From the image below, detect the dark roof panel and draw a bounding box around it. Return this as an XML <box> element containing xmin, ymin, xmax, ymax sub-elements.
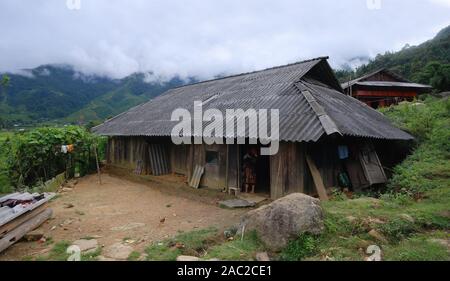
<box><xmin>93</xmin><ymin>58</ymin><xmax>413</xmax><ymax>142</ymax></box>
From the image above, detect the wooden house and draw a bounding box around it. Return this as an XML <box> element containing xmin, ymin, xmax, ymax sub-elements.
<box><xmin>342</xmin><ymin>69</ymin><xmax>432</xmax><ymax>108</ymax></box>
<box><xmin>93</xmin><ymin>57</ymin><xmax>413</xmax><ymax>200</ymax></box>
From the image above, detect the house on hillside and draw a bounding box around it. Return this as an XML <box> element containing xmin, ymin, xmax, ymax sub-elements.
<box><xmin>342</xmin><ymin>69</ymin><xmax>432</xmax><ymax>109</ymax></box>
<box><xmin>93</xmin><ymin>57</ymin><xmax>413</xmax><ymax>200</ymax></box>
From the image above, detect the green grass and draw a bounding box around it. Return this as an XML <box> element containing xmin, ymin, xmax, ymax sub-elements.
<box><xmin>146</xmin><ymin>227</ymin><xmax>218</xmax><ymax>261</ymax></box>
<box><xmin>204</xmin><ymin>231</ymin><xmax>263</xmax><ymax>261</ymax></box>
<box><xmin>383</xmin><ymin>233</ymin><xmax>449</xmax><ymax>261</ymax></box>
<box><xmin>35</xmin><ymin>241</ymin><xmax>71</xmax><ymax>261</ymax></box>
<box><xmin>33</xmin><ymin>240</ymin><xmax>102</xmax><ymax>261</ymax></box>
<box><xmin>127</xmin><ymin>251</ymin><xmax>141</xmax><ymax>261</ymax></box>
<box><xmin>145</xmin><ymin>227</ymin><xmax>264</xmax><ymax>261</ymax></box>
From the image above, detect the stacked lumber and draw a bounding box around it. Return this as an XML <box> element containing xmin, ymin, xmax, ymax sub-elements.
<box><xmin>0</xmin><ymin>192</ymin><xmax>55</xmax><ymax>253</ymax></box>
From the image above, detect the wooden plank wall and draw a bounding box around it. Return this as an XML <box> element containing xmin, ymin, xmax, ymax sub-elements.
<box><xmin>107</xmin><ymin>137</ymin><xmax>151</xmax><ymax>174</ymax></box>
<box><xmin>270</xmin><ymin>142</ymin><xmax>305</xmax><ymax>199</ymax></box>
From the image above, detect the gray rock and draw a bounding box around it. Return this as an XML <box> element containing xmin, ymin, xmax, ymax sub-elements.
<box><xmin>255</xmin><ymin>252</ymin><xmax>270</xmax><ymax>261</ymax></box>
<box><xmin>219</xmin><ymin>199</ymin><xmax>255</xmax><ymax>209</ymax></box>
<box><xmin>72</xmin><ymin>239</ymin><xmax>99</xmax><ymax>253</ymax></box>
<box><xmin>176</xmin><ymin>255</ymin><xmax>200</xmax><ymax>261</ymax></box>
<box><xmin>237</xmin><ymin>193</ymin><xmax>324</xmax><ymax>251</ymax></box>
<box><xmin>23</xmin><ymin>230</ymin><xmax>44</xmax><ymax>242</ymax></box>
<box><xmin>103</xmin><ymin>243</ymin><xmax>134</xmax><ymax>260</ymax></box>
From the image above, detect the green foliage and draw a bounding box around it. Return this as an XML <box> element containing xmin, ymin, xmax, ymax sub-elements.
<box><xmin>279</xmin><ymin>234</ymin><xmax>319</xmax><ymax>261</ymax></box>
<box><xmin>0</xmin><ymin>131</ymin><xmax>13</xmax><ymax>194</ymax></box>
<box><xmin>34</xmin><ymin>240</ymin><xmax>101</xmax><ymax>261</ymax></box>
<box><xmin>4</xmin><ymin>126</ymin><xmax>105</xmax><ymax>189</ymax></box>
<box><xmin>205</xmin><ymin>231</ymin><xmax>263</xmax><ymax>261</ymax></box>
<box><xmin>414</xmin><ymin>61</ymin><xmax>450</xmax><ymax>92</ymax></box>
<box><xmin>381</xmin><ymin>98</ymin><xmax>450</xmax><ymax>194</ymax></box>
<box><xmin>35</xmin><ymin>241</ymin><xmax>71</xmax><ymax>261</ymax></box>
<box><xmin>146</xmin><ymin>227</ymin><xmax>218</xmax><ymax>261</ymax></box>
<box><xmin>383</xmin><ymin>234</ymin><xmax>449</xmax><ymax>261</ymax></box>
<box><xmin>127</xmin><ymin>251</ymin><xmax>141</xmax><ymax>261</ymax></box>
<box><xmin>377</xmin><ymin>218</ymin><xmax>418</xmax><ymax>242</ymax></box>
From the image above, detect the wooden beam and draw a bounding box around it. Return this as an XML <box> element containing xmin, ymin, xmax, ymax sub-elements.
<box><xmin>0</xmin><ymin>204</ymin><xmax>47</xmax><ymax>239</ymax></box>
<box><xmin>306</xmin><ymin>154</ymin><xmax>329</xmax><ymax>201</ymax></box>
<box><xmin>0</xmin><ymin>208</ymin><xmax>53</xmax><ymax>253</ymax></box>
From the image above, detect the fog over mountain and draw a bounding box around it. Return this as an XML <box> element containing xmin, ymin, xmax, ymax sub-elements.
<box><xmin>1</xmin><ymin>0</ymin><xmax>449</xmax><ymax>81</ymax></box>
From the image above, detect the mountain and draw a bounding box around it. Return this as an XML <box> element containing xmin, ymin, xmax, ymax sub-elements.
<box><xmin>335</xmin><ymin>25</ymin><xmax>450</xmax><ymax>92</ymax></box>
<box><xmin>0</xmin><ymin>65</ymin><xmax>187</xmax><ymax>127</ymax></box>
<box><xmin>2</xmin><ymin>25</ymin><xmax>449</xmax><ymax>127</ymax></box>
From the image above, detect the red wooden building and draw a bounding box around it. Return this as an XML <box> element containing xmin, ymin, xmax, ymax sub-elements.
<box><xmin>341</xmin><ymin>69</ymin><xmax>432</xmax><ymax>108</ymax></box>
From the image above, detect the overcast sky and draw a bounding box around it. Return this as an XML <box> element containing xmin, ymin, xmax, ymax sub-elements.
<box><xmin>0</xmin><ymin>0</ymin><xmax>449</xmax><ymax>80</ymax></box>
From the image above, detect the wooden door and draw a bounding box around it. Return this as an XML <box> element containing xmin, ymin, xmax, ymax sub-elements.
<box><xmin>203</xmin><ymin>144</ymin><xmax>227</xmax><ymax>189</ymax></box>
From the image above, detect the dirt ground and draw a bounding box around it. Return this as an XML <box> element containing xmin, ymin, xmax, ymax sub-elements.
<box><xmin>0</xmin><ymin>172</ymin><xmax>246</xmax><ymax>261</ymax></box>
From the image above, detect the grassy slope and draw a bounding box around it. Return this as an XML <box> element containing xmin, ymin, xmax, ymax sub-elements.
<box><xmin>286</xmin><ymin>97</ymin><xmax>450</xmax><ymax>261</ymax></box>
<box><xmin>143</xmin><ymin>97</ymin><xmax>449</xmax><ymax>261</ymax></box>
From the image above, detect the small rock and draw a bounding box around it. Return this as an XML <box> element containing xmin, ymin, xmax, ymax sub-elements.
<box><xmin>176</xmin><ymin>255</ymin><xmax>200</xmax><ymax>261</ymax></box>
<box><xmin>175</xmin><ymin>242</ymin><xmax>185</xmax><ymax>249</ymax></box>
<box><xmin>368</xmin><ymin>229</ymin><xmax>388</xmax><ymax>244</ymax></box>
<box><xmin>399</xmin><ymin>214</ymin><xmax>415</xmax><ymax>223</ymax></box>
<box><xmin>103</xmin><ymin>243</ymin><xmax>134</xmax><ymax>260</ymax></box>
<box><xmin>206</xmin><ymin>258</ymin><xmax>220</xmax><ymax>261</ymax></box>
<box><xmin>97</xmin><ymin>255</ymin><xmax>116</xmax><ymax>261</ymax></box>
<box><xmin>23</xmin><ymin>230</ymin><xmax>44</xmax><ymax>242</ymax></box>
<box><xmin>64</xmin><ymin>203</ymin><xmax>75</xmax><ymax>209</ymax></box>
<box><xmin>111</xmin><ymin>222</ymin><xmax>145</xmax><ymax>232</ymax></box>
<box><xmin>255</xmin><ymin>252</ymin><xmax>270</xmax><ymax>261</ymax></box>
<box><xmin>346</xmin><ymin>216</ymin><xmax>357</xmax><ymax>223</ymax></box>
<box><xmin>72</xmin><ymin>239</ymin><xmax>99</xmax><ymax>253</ymax></box>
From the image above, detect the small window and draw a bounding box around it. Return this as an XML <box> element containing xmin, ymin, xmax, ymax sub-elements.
<box><xmin>206</xmin><ymin>151</ymin><xmax>219</xmax><ymax>165</ymax></box>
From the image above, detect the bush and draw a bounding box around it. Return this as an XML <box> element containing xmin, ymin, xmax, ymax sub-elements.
<box><xmin>4</xmin><ymin>126</ymin><xmax>105</xmax><ymax>190</ymax></box>
<box><xmin>279</xmin><ymin>234</ymin><xmax>318</xmax><ymax>261</ymax></box>
<box><xmin>378</xmin><ymin>218</ymin><xmax>419</xmax><ymax>242</ymax></box>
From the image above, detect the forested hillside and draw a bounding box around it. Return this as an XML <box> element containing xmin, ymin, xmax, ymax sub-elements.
<box><xmin>0</xmin><ymin>66</ymin><xmax>186</xmax><ymax>127</ymax></box>
<box><xmin>335</xmin><ymin>25</ymin><xmax>450</xmax><ymax>92</ymax></box>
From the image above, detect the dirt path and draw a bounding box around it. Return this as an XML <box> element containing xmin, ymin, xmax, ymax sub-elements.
<box><xmin>0</xmin><ymin>173</ymin><xmax>246</xmax><ymax>260</ymax></box>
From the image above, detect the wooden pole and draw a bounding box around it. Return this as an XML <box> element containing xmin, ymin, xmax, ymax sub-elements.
<box><xmin>94</xmin><ymin>145</ymin><xmax>102</xmax><ymax>185</ymax></box>
<box><xmin>306</xmin><ymin>154</ymin><xmax>329</xmax><ymax>201</ymax></box>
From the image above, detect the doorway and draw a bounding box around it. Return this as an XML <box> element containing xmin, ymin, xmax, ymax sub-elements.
<box><xmin>240</xmin><ymin>144</ymin><xmax>270</xmax><ymax>195</ymax></box>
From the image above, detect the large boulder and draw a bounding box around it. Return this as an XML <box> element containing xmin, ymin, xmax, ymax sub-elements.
<box><xmin>237</xmin><ymin>193</ymin><xmax>324</xmax><ymax>251</ymax></box>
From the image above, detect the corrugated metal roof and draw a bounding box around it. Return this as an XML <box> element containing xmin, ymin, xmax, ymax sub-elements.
<box><xmin>93</xmin><ymin>57</ymin><xmax>413</xmax><ymax>142</ymax></box>
<box><xmin>348</xmin><ymin>81</ymin><xmax>432</xmax><ymax>89</ymax></box>
<box><xmin>341</xmin><ymin>68</ymin><xmax>431</xmax><ymax>90</ymax></box>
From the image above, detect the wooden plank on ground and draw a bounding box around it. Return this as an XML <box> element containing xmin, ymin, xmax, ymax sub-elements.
<box><xmin>0</xmin><ymin>204</ymin><xmax>48</xmax><ymax>239</ymax></box>
<box><xmin>0</xmin><ymin>208</ymin><xmax>53</xmax><ymax>253</ymax></box>
<box><xmin>306</xmin><ymin>154</ymin><xmax>329</xmax><ymax>201</ymax></box>
<box><xmin>189</xmin><ymin>165</ymin><xmax>204</xmax><ymax>189</ymax></box>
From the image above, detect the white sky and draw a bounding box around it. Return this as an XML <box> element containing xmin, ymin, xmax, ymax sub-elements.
<box><xmin>0</xmin><ymin>0</ymin><xmax>449</xmax><ymax>80</ymax></box>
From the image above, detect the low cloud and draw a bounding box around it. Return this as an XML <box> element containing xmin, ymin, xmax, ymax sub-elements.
<box><xmin>0</xmin><ymin>0</ymin><xmax>449</xmax><ymax>80</ymax></box>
